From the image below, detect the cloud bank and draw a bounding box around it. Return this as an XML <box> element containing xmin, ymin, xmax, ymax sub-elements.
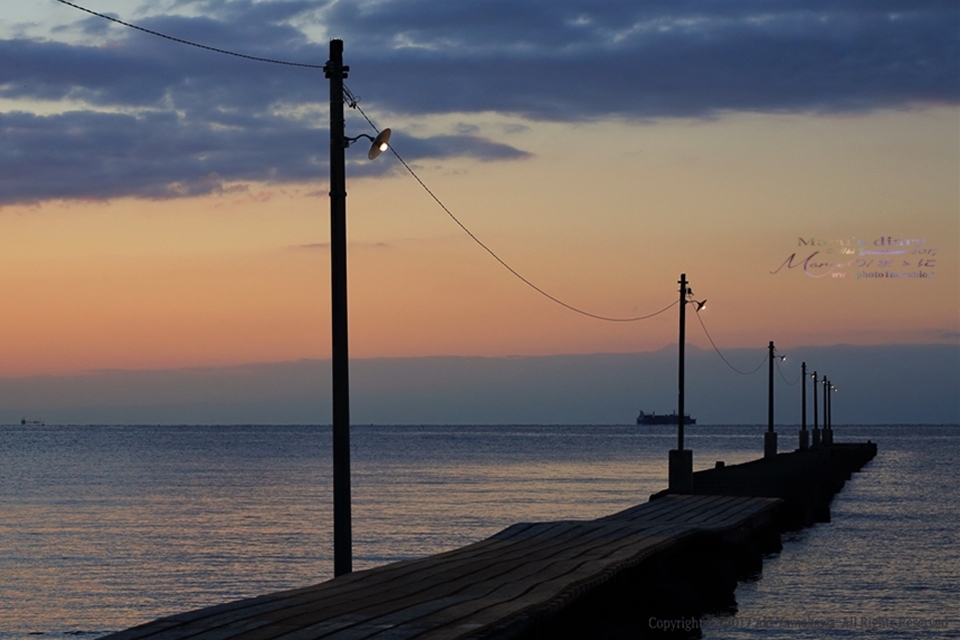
<box><xmin>1</xmin><ymin>0</ymin><xmax>956</xmax><ymax>204</ymax></box>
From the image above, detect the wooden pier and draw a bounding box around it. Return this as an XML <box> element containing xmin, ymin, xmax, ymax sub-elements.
<box><xmin>103</xmin><ymin>443</ymin><xmax>875</xmax><ymax>640</ymax></box>
<box><xmin>654</xmin><ymin>441</ymin><xmax>879</xmax><ymax>529</ymax></box>
<box><xmin>103</xmin><ymin>495</ymin><xmax>779</xmax><ymax>640</ymax></box>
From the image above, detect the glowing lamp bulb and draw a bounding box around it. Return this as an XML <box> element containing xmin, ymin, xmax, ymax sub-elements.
<box><xmin>368</xmin><ymin>128</ymin><xmax>392</xmax><ymax>160</ymax></box>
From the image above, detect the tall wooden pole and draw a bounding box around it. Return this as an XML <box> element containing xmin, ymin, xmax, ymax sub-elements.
<box><xmin>822</xmin><ymin>375</ymin><xmax>828</xmax><ymax>437</ymax></box>
<box><xmin>767</xmin><ymin>341</ymin><xmax>775</xmax><ymax>433</ymax></box>
<box><xmin>668</xmin><ymin>274</ymin><xmax>693</xmax><ymax>492</ymax></box>
<box><xmin>799</xmin><ymin>361</ymin><xmax>809</xmax><ymax>450</ymax></box>
<box><xmin>677</xmin><ymin>273</ymin><xmax>687</xmax><ymax>451</ymax></box>
<box><xmin>325</xmin><ymin>39</ymin><xmax>352</xmax><ymax>577</ymax></box>
<box><xmin>801</xmin><ymin>362</ymin><xmax>807</xmax><ymax>429</ymax></box>
<box><xmin>826</xmin><ymin>379</ymin><xmax>833</xmax><ymax>443</ymax></box>
<box><xmin>812</xmin><ymin>370</ymin><xmax>820</xmax><ymax>446</ymax></box>
<box><xmin>764</xmin><ymin>341</ymin><xmax>778</xmax><ymax>458</ymax></box>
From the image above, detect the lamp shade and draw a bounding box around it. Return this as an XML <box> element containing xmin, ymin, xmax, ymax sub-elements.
<box><xmin>368</xmin><ymin>128</ymin><xmax>392</xmax><ymax>160</ymax></box>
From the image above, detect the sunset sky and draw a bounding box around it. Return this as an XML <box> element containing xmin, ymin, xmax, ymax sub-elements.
<box><xmin>1</xmin><ymin>1</ymin><xmax>957</xmax><ymax>423</ymax></box>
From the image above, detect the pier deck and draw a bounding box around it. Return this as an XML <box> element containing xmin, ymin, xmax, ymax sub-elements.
<box><xmin>103</xmin><ymin>494</ymin><xmax>780</xmax><ymax>640</ymax></box>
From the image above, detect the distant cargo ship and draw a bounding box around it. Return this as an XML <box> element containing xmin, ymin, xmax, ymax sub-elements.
<box><xmin>636</xmin><ymin>411</ymin><xmax>695</xmax><ymax>426</ymax></box>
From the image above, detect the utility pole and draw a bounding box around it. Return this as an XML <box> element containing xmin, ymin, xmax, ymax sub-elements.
<box><xmin>677</xmin><ymin>273</ymin><xmax>687</xmax><ymax>452</ymax></box>
<box><xmin>764</xmin><ymin>341</ymin><xmax>778</xmax><ymax>458</ymax></box>
<box><xmin>325</xmin><ymin>39</ymin><xmax>352</xmax><ymax>577</ymax></box>
<box><xmin>811</xmin><ymin>370</ymin><xmax>820</xmax><ymax>446</ymax></box>
<box><xmin>799</xmin><ymin>361</ymin><xmax>809</xmax><ymax>450</ymax></box>
<box><xmin>826</xmin><ymin>379</ymin><xmax>833</xmax><ymax>444</ymax></box>
<box><xmin>822</xmin><ymin>375</ymin><xmax>828</xmax><ymax>445</ymax></box>
<box><xmin>668</xmin><ymin>274</ymin><xmax>693</xmax><ymax>493</ymax></box>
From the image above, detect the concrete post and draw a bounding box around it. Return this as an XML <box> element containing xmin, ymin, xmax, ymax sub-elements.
<box><xmin>668</xmin><ymin>448</ymin><xmax>693</xmax><ymax>493</ymax></box>
<box><xmin>764</xmin><ymin>431</ymin><xmax>779</xmax><ymax>458</ymax></box>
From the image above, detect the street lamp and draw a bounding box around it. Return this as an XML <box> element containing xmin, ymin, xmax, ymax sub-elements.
<box><xmin>765</xmin><ymin>341</ymin><xmax>786</xmax><ymax>459</ymax></box>
<box><xmin>799</xmin><ymin>361</ymin><xmax>809</xmax><ymax>450</ymax></box>
<box><xmin>826</xmin><ymin>382</ymin><xmax>837</xmax><ymax>444</ymax></box>
<box><xmin>324</xmin><ymin>39</ymin><xmax>391</xmax><ymax>577</ymax></box>
<box><xmin>347</xmin><ymin>129</ymin><xmax>392</xmax><ymax>159</ymax></box>
<box><xmin>811</xmin><ymin>370</ymin><xmax>820</xmax><ymax>446</ymax></box>
<box><xmin>669</xmin><ymin>273</ymin><xmax>705</xmax><ymax>493</ymax></box>
<box><xmin>821</xmin><ymin>375</ymin><xmax>829</xmax><ymax>445</ymax></box>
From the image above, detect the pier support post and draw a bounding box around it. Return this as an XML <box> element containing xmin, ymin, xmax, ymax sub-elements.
<box><xmin>764</xmin><ymin>431</ymin><xmax>778</xmax><ymax>459</ymax></box>
<box><xmin>668</xmin><ymin>448</ymin><xmax>693</xmax><ymax>493</ymax></box>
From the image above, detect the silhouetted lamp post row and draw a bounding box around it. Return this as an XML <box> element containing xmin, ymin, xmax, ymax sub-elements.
<box><xmin>824</xmin><ymin>376</ymin><xmax>836</xmax><ymax>444</ymax></box>
<box><xmin>325</xmin><ymin>40</ymin><xmax>391</xmax><ymax>577</ymax></box>
<box><xmin>769</xmin><ymin>351</ymin><xmax>842</xmax><ymax>457</ymax></box>
<box><xmin>666</xmin><ymin>277</ymin><xmax>841</xmax><ymax>487</ymax></box>
<box><xmin>805</xmin><ymin>367</ymin><xmax>837</xmax><ymax>450</ymax></box>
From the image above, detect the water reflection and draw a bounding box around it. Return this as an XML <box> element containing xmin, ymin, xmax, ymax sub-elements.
<box><xmin>3</xmin><ymin>424</ymin><xmax>950</xmax><ymax>639</ymax></box>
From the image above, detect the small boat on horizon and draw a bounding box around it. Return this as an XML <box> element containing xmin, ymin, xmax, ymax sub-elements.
<box><xmin>636</xmin><ymin>411</ymin><xmax>695</xmax><ymax>426</ymax></box>
<box><xmin>20</xmin><ymin>418</ymin><xmax>44</xmax><ymax>426</ymax></box>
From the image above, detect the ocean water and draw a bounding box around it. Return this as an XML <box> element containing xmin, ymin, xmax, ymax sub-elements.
<box><xmin>0</xmin><ymin>424</ymin><xmax>956</xmax><ymax>639</ymax></box>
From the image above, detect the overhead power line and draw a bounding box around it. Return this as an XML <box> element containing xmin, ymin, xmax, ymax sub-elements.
<box><xmin>345</xmin><ymin>93</ymin><xmax>677</xmax><ymax>323</ymax></box>
<box><xmin>694</xmin><ymin>312</ymin><xmax>767</xmax><ymax>375</ymax></box>
<box><xmin>776</xmin><ymin>357</ymin><xmax>802</xmax><ymax>386</ymax></box>
<box><xmin>53</xmin><ymin>0</ymin><xmax>325</xmax><ymax>68</ymax></box>
<box><xmin>54</xmin><ymin>0</ymin><xmax>678</xmax><ymax>323</ymax></box>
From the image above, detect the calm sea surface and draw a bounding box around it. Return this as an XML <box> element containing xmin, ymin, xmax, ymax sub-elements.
<box><xmin>0</xmin><ymin>424</ymin><xmax>957</xmax><ymax>639</ymax></box>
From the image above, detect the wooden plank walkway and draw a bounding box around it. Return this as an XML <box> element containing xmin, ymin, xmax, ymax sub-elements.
<box><xmin>103</xmin><ymin>494</ymin><xmax>780</xmax><ymax>640</ymax></box>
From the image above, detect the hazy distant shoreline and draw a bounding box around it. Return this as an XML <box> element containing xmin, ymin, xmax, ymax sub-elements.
<box><xmin>0</xmin><ymin>343</ymin><xmax>956</xmax><ymax>426</ymax></box>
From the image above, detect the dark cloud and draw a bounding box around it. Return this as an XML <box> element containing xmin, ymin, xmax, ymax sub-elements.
<box><xmin>1</xmin><ymin>0</ymin><xmax>956</xmax><ymax>204</ymax></box>
<box><xmin>337</xmin><ymin>0</ymin><xmax>958</xmax><ymax>119</ymax></box>
<box><xmin>0</xmin><ymin>108</ymin><xmax>320</xmax><ymax>202</ymax></box>
<box><xmin>0</xmin><ymin>107</ymin><xmax>522</xmax><ymax>203</ymax></box>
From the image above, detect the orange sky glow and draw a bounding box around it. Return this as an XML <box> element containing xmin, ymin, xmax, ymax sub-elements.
<box><xmin>1</xmin><ymin>109</ymin><xmax>956</xmax><ymax>377</ymax></box>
